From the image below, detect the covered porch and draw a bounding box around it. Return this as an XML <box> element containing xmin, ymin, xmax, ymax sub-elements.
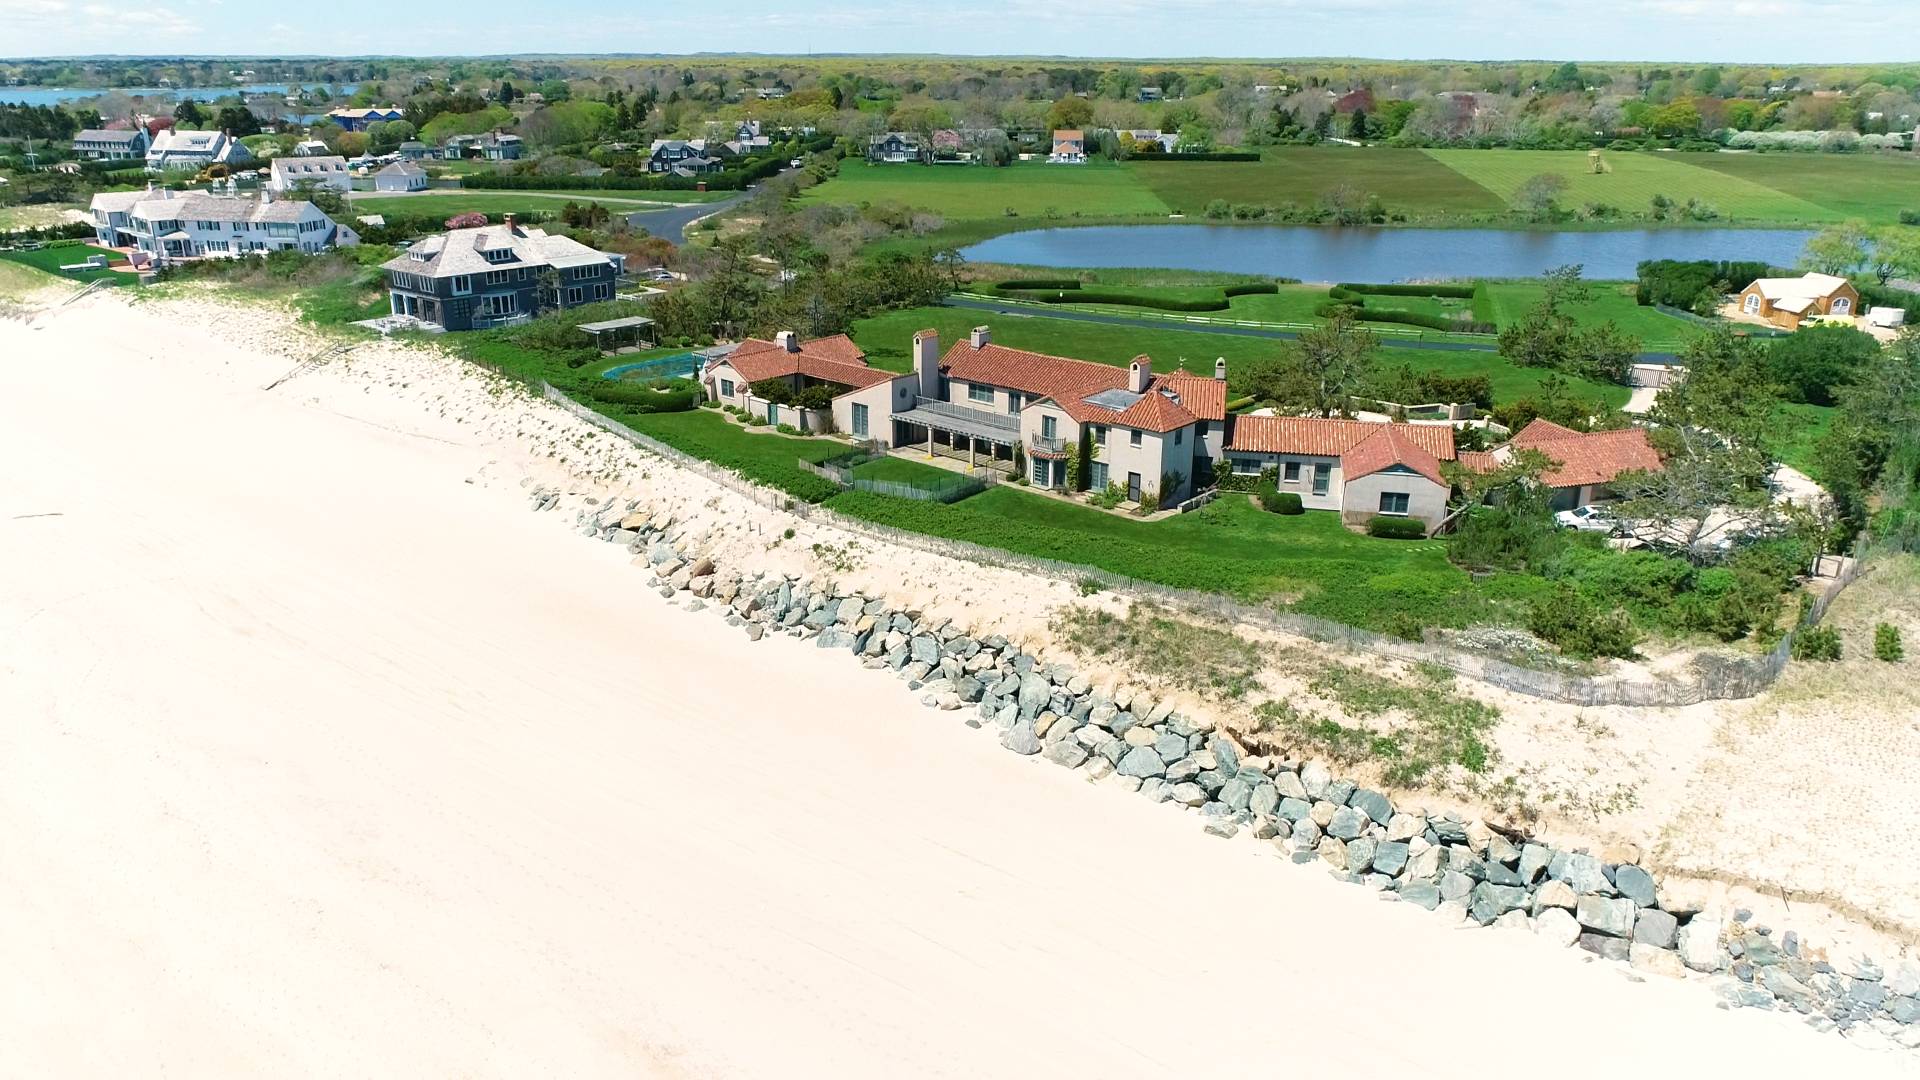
<box><xmin>891</xmin><ymin>396</ymin><xmax>1021</xmax><ymax>473</ymax></box>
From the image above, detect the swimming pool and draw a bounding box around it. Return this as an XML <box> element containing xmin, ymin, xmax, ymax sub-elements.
<box><xmin>599</xmin><ymin>353</ymin><xmax>703</xmax><ymax>381</ymax></box>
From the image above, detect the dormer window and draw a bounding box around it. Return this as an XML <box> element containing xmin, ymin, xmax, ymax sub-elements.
<box><xmin>483</xmin><ymin>248</ymin><xmax>515</xmax><ymax>264</ymax></box>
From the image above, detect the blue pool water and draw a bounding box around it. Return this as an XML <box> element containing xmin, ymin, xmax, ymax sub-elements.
<box><xmin>600</xmin><ymin>353</ymin><xmax>701</xmax><ymax>381</ymax></box>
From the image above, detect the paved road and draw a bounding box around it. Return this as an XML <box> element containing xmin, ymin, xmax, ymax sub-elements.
<box><xmin>944</xmin><ymin>297</ymin><xmax>1683</xmax><ymax>364</ymax></box>
<box><xmin>626</xmin><ymin>194</ymin><xmax>748</xmax><ymax>245</ymax></box>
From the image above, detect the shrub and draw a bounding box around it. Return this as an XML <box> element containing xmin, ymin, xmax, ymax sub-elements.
<box><xmin>587</xmin><ymin>377</ymin><xmax>700</xmax><ymax>412</ymax></box>
<box><xmin>1367</xmin><ymin>516</ymin><xmax>1428</xmax><ymax>539</ymax></box>
<box><xmin>1265</xmin><ymin>490</ymin><xmax>1304</xmax><ymax>515</ymax></box>
<box><xmin>1875</xmin><ymin>623</ymin><xmax>1904</xmax><ymax>662</ymax></box>
<box><xmin>1529</xmin><ymin>585</ymin><xmax>1640</xmax><ymax>658</ymax></box>
<box><xmin>1135</xmin><ymin>487</ymin><xmax>1161</xmax><ymax>515</ymax></box>
<box><xmin>1901</xmin><ymin>210</ymin><xmax>1920</xmax><ymax>227</ymax></box>
<box><xmin>1792</xmin><ymin>625</ymin><xmax>1842</xmax><ymax>662</ymax></box>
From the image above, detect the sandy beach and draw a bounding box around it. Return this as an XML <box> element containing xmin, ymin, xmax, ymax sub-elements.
<box><xmin>2</xmin><ymin>293</ymin><xmax>1915</xmax><ymax>1076</ymax></box>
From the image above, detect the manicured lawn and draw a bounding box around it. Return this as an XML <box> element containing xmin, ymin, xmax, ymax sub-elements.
<box><xmin>347</xmin><ymin>189</ymin><xmax>722</xmax><ymax>217</ymax></box>
<box><xmin>850</xmin><ymin>455</ymin><xmax>962</xmax><ymax>484</ymax></box>
<box><xmin>801</xmin><ymin>160</ymin><xmax>1170</xmax><ymax>220</ymax></box>
<box><xmin>1424</xmin><ymin>149</ymin><xmax>1843</xmax><ymax>224</ymax></box>
<box><xmin>1687</xmin><ymin>152</ymin><xmax>1920</xmax><ymax>224</ymax></box>
<box><xmin>850</xmin><ymin>305</ymin><xmax>1630</xmax><ymax>407</ymax></box>
<box><xmin>1479</xmin><ymin>281</ymin><xmax>1704</xmax><ymax>350</ymax></box>
<box><xmin>825</xmin><ymin>487</ymin><xmax>1514</xmax><ymax>633</ymax></box>
<box><xmin>0</xmin><ymin>243</ymin><xmax>130</xmax><ymax>286</ymax></box>
<box><xmin>623</xmin><ymin>407</ymin><xmax>848</xmax><ymax>502</ymax></box>
<box><xmin>1130</xmin><ymin>147</ymin><xmax>1506</xmax><ymax>217</ymax></box>
<box><xmin>1774</xmin><ymin>401</ymin><xmax>1835</xmax><ymax>478</ymax></box>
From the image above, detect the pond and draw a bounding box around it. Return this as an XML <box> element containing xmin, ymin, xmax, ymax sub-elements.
<box><xmin>0</xmin><ymin>83</ymin><xmax>359</xmax><ymax>107</ymax></box>
<box><xmin>959</xmin><ymin>224</ymin><xmax>1818</xmax><ymax>282</ymax></box>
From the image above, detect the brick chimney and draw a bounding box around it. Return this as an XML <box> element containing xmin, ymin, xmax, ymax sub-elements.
<box><xmin>969</xmin><ymin>325</ymin><xmax>990</xmax><ymax>349</ymax></box>
<box><xmin>1214</xmin><ymin>357</ymin><xmax>1227</xmax><ymax>381</ymax></box>
<box><xmin>1128</xmin><ymin>356</ymin><xmax>1151</xmax><ymax>393</ymax></box>
<box><xmin>776</xmin><ymin>330</ymin><xmax>799</xmax><ymax>352</ymax></box>
<box><xmin>502</xmin><ymin>212</ymin><xmax>517</xmax><ymax>233</ymax></box>
<box><xmin>913</xmin><ymin>329</ymin><xmax>941</xmax><ymax>398</ymax></box>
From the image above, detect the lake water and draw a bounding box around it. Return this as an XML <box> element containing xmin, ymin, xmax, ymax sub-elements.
<box><xmin>960</xmin><ymin>224</ymin><xmax>1818</xmax><ymax>282</ymax></box>
<box><xmin>0</xmin><ymin>83</ymin><xmax>359</xmax><ymax>107</ymax></box>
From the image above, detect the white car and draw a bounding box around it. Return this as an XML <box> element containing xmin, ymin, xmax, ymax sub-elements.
<box><xmin>1555</xmin><ymin>504</ymin><xmax>1616</xmax><ymax>532</ymax></box>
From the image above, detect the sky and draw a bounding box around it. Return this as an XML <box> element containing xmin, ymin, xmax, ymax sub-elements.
<box><xmin>1</xmin><ymin>0</ymin><xmax>1915</xmax><ymax>64</ymax></box>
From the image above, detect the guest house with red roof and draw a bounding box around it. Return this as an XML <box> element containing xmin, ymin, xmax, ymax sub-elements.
<box><xmin>1226</xmin><ymin>415</ymin><xmax>1460</xmax><ymax>531</ymax></box>
<box><xmin>1467</xmin><ymin>419</ymin><xmax>1663</xmax><ymax>510</ymax></box>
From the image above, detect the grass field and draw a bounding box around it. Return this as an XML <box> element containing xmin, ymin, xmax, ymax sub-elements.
<box><xmin>850</xmin><ymin>455</ymin><xmax>964</xmax><ymax>484</ymax></box>
<box><xmin>1479</xmin><ymin>280</ymin><xmax>1703</xmax><ymax>350</ymax></box>
<box><xmin>802</xmin><ymin>160</ymin><xmax>1169</xmax><ymax>220</ymax></box>
<box><xmin>826</xmin><ymin>487</ymin><xmax>1532</xmax><ymax>633</ymax></box>
<box><xmin>347</xmin><ymin>189</ymin><xmax>724</xmax><ymax>217</ymax></box>
<box><xmin>1774</xmin><ymin>401</ymin><xmax>1835</xmax><ymax>478</ymax></box>
<box><xmin>850</xmin><ymin>305</ymin><xmax>1630</xmax><ymax>407</ymax></box>
<box><xmin>1687</xmin><ymin>153</ymin><xmax>1920</xmax><ymax>223</ymax></box>
<box><xmin>1423</xmin><ymin>149</ymin><xmax>1844</xmax><ymax>224</ymax></box>
<box><xmin>0</xmin><ymin>243</ymin><xmax>130</xmax><ymax>286</ymax></box>
<box><xmin>1132</xmin><ymin>147</ymin><xmax>1506</xmax><ymax>217</ymax></box>
<box><xmin>0</xmin><ymin>204</ymin><xmax>87</xmax><ymax>231</ymax></box>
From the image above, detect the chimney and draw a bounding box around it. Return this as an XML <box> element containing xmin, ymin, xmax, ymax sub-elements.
<box><xmin>776</xmin><ymin>330</ymin><xmax>799</xmax><ymax>352</ymax></box>
<box><xmin>502</xmin><ymin>212</ymin><xmax>517</xmax><ymax>233</ymax></box>
<box><xmin>1214</xmin><ymin>357</ymin><xmax>1227</xmax><ymax>381</ymax></box>
<box><xmin>913</xmin><ymin>329</ymin><xmax>941</xmax><ymax>399</ymax></box>
<box><xmin>1128</xmin><ymin>356</ymin><xmax>1151</xmax><ymax>394</ymax></box>
<box><xmin>969</xmin><ymin>325</ymin><xmax>990</xmax><ymax>349</ymax></box>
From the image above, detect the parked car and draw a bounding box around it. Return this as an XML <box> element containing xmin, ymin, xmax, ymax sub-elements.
<box><xmin>1555</xmin><ymin>504</ymin><xmax>1617</xmax><ymax>532</ymax></box>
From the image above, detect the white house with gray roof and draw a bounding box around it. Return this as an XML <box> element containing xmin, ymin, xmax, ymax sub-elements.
<box><xmin>374</xmin><ymin>161</ymin><xmax>428</xmax><ymax>192</ymax></box>
<box><xmin>268</xmin><ymin>154</ymin><xmax>351</xmax><ymax>193</ymax></box>
<box><xmin>88</xmin><ymin>186</ymin><xmax>358</xmax><ymax>262</ymax></box>
<box><xmin>379</xmin><ymin>216</ymin><xmax>624</xmax><ymax>331</ymax></box>
<box><xmin>71</xmin><ymin>127</ymin><xmax>150</xmax><ymax>161</ymax></box>
<box><xmin>145</xmin><ymin>129</ymin><xmax>252</xmax><ymax>172</ymax></box>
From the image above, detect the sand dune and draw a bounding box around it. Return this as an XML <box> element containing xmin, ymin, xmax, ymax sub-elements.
<box><xmin>1</xmin><ymin>298</ymin><xmax>1912</xmax><ymax>1077</ymax></box>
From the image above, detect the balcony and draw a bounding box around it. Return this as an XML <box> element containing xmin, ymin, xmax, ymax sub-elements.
<box><xmin>1028</xmin><ymin>433</ymin><xmax>1068</xmax><ymax>459</ymax></box>
<box><xmin>893</xmin><ymin>395</ymin><xmax>1021</xmax><ymax>445</ymax></box>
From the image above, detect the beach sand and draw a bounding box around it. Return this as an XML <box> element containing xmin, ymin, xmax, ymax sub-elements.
<box><xmin>2</xmin><ymin>294</ymin><xmax>1915</xmax><ymax>1076</ymax></box>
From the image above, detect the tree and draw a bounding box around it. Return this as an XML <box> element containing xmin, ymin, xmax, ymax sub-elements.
<box><xmin>1868</xmin><ymin>226</ymin><xmax>1920</xmax><ymax>286</ymax></box>
<box><xmin>212</xmin><ymin>104</ymin><xmax>260</xmax><ymax>137</ymax></box>
<box><xmin>1312</xmin><ymin>110</ymin><xmax>1333</xmax><ymax>138</ymax></box>
<box><xmin>172</xmin><ymin>98</ymin><xmax>205</xmax><ymax>127</ymax></box>
<box><xmin>1802</xmin><ymin>220</ymin><xmax>1871</xmax><ymax>277</ymax></box>
<box><xmin>1613</xmin><ymin>327</ymin><xmax>1782</xmax><ymax>560</ymax></box>
<box><xmin>1045</xmin><ymin>96</ymin><xmax>1093</xmax><ymax>131</ymax></box>
<box><xmin>1346</xmin><ymin>107</ymin><xmax>1369</xmax><ymax>140</ymax></box>
<box><xmin>1768</xmin><ymin>324</ymin><xmax>1883</xmax><ymax>406</ymax></box>
<box><xmin>1442</xmin><ymin>447</ymin><xmax>1562</xmax><ymax>571</ymax></box>
<box><xmin>1647</xmin><ymin>99</ymin><xmax>1702</xmax><ymax>138</ymax></box>
<box><xmin>1512</xmin><ymin>172</ymin><xmax>1568</xmax><ymax>221</ymax></box>
<box><xmin>1245</xmin><ymin>306</ymin><xmax>1377</xmax><ymax>417</ymax></box>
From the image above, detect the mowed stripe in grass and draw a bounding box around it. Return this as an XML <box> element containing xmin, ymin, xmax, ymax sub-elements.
<box><xmin>1424</xmin><ymin>149</ymin><xmax>1843</xmax><ymax>224</ymax></box>
<box><xmin>1686</xmin><ymin>153</ymin><xmax>1920</xmax><ymax>224</ymax></box>
<box><xmin>801</xmin><ymin>160</ymin><xmax>1169</xmax><ymax>219</ymax></box>
<box><xmin>1131</xmin><ymin>147</ymin><xmax>1505</xmax><ymax>216</ymax></box>
<box><xmin>1479</xmin><ymin>281</ymin><xmax>1702</xmax><ymax>352</ymax></box>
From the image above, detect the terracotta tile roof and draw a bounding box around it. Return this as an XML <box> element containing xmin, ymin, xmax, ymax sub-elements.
<box><xmin>1508</xmin><ymin>423</ymin><xmax>1662</xmax><ymax>488</ymax></box>
<box><xmin>1343</xmin><ymin>425</ymin><xmax>1448</xmax><ymax>486</ymax></box>
<box><xmin>721</xmin><ymin>335</ymin><xmax>894</xmax><ymax>390</ymax></box>
<box><xmin>1155</xmin><ymin>371</ymin><xmax>1227</xmax><ymax>422</ymax></box>
<box><xmin>1507</xmin><ymin>418</ymin><xmax>1585</xmax><ymax>445</ymax></box>
<box><xmin>1226</xmin><ymin>416</ymin><xmax>1456</xmax><ymax>460</ymax></box>
<box><xmin>938</xmin><ymin>340</ymin><xmax>1217</xmax><ymax>433</ymax></box>
<box><xmin>1456</xmin><ymin>450</ymin><xmax>1501</xmax><ymax>473</ymax></box>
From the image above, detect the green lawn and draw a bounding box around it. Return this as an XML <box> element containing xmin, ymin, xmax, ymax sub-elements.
<box><xmin>826</xmin><ymin>487</ymin><xmax>1524</xmax><ymax>633</ymax></box>
<box><xmin>623</xmin><ymin>407</ymin><xmax>847</xmax><ymax>502</ymax></box>
<box><xmin>1424</xmin><ymin>149</ymin><xmax>1843</xmax><ymax>224</ymax></box>
<box><xmin>1686</xmin><ymin>152</ymin><xmax>1920</xmax><ymax>224</ymax></box>
<box><xmin>0</xmin><ymin>243</ymin><xmax>130</xmax><ymax>286</ymax></box>
<box><xmin>1774</xmin><ymin>401</ymin><xmax>1835</xmax><ymax>478</ymax></box>
<box><xmin>850</xmin><ymin>455</ymin><xmax>961</xmax><ymax>484</ymax></box>
<box><xmin>851</xmin><ymin>305</ymin><xmax>1629</xmax><ymax>408</ymax></box>
<box><xmin>1479</xmin><ymin>281</ymin><xmax>1704</xmax><ymax>350</ymax></box>
<box><xmin>346</xmin><ymin>189</ymin><xmax>725</xmax><ymax>217</ymax></box>
<box><xmin>802</xmin><ymin>160</ymin><xmax>1170</xmax><ymax>220</ymax></box>
<box><xmin>1131</xmin><ymin>147</ymin><xmax>1506</xmax><ymax>218</ymax></box>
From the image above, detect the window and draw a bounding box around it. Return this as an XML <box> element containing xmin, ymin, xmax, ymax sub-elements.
<box><xmin>1093</xmin><ymin>425</ymin><xmax>1107</xmax><ymax>446</ymax></box>
<box><xmin>1743</xmin><ymin>293</ymin><xmax>1761</xmax><ymax>314</ymax></box>
<box><xmin>566</xmin><ymin>286</ymin><xmax>585</xmax><ymax>305</ymax></box>
<box><xmin>451</xmin><ymin>275</ymin><xmax>472</xmax><ymax>295</ymax></box>
<box><xmin>1091</xmin><ymin>461</ymin><xmax>1108</xmax><ymax>489</ymax></box>
<box><xmin>968</xmin><ymin>383</ymin><xmax>993</xmax><ymax>404</ymax></box>
<box><xmin>1379</xmin><ymin>492</ymin><xmax>1410</xmax><ymax>516</ymax></box>
<box><xmin>483</xmin><ymin>248</ymin><xmax>514</xmax><ymax>263</ymax></box>
<box><xmin>1032</xmin><ymin>458</ymin><xmax>1048</xmax><ymax>485</ymax></box>
<box><xmin>1174</xmin><ymin>428</ymin><xmax>1183</xmax><ymax>445</ymax></box>
<box><xmin>485</xmin><ymin>269</ymin><xmax>511</xmax><ymax>285</ymax></box>
<box><xmin>1230</xmin><ymin>457</ymin><xmax>1261</xmax><ymax>475</ymax></box>
<box><xmin>851</xmin><ymin>402</ymin><xmax>869</xmax><ymax>437</ymax></box>
<box><xmin>1007</xmin><ymin>391</ymin><xmax>1022</xmax><ymax>414</ymax></box>
<box><xmin>1833</xmin><ymin>296</ymin><xmax>1852</xmax><ymax>314</ymax></box>
<box><xmin>1197</xmin><ymin>421</ymin><xmax>1210</xmax><ymax>437</ymax></box>
<box><xmin>595</xmin><ymin>284</ymin><xmax>610</xmax><ymax>300</ymax></box>
<box><xmin>1129</xmin><ymin>430</ymin><xmax>1143</xmax><ymax>448</ymax></box>
<box><xmin>720</xmin><ymin>378</ymin><xmax>735</xmax><ymax>397</ymax></box>
<box><xmin>482</xmin><ymin>294</ymin><xmax>515</xmax><ymax>316</ymax></box>
<box><xmin>1312</xmin><ymin>462</ymin><xmax>1331</xmax><ymax>495</ymax></box>
<box><xmin>1284</xmin><ymin>461</ymin><xmax>1301</xmax><ymax>483</ymax></box>
<box><xmin>1041</xmin><ymin>415</ymin><xmax>1057</xmax><ymax>440</ymax></box>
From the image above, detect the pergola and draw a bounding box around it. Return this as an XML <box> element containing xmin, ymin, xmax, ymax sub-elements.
<box><xmin>577</xmin><ymin>315</ymin><xmax>657</xmax><ymax>353</ymax></box>
<box><xmin>891</xmin><ymin>396</ymin><xmax>1022</xmax><ymax>472</ymax></box>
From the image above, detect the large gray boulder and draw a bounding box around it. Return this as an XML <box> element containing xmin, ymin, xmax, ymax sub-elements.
<box><xmin>1001</xmin><ymin>720</ymin><xmax>1042</xmax><ymax>755</ymax></box>
<box><xmin>1116</xmin><ymin>745</ymin><xmax>1168</xmax><ymax>779</ymax></box>
<box><xmin>1218</xmin><ymin>777</ymin><xmax>1253</xmax><ymax>813</ymax></box>
<box><xmin>1676</xmin><ymin>915</ymin><xmax>1723</xmax><ymax>972</ymax></box>
<box><xmin>1633</xmin><ymin>908</ymin><xmax>1679</xmax><ymax>950</ymax></box>
<box><xmin>1534</xmin><ymin>907</ymin><xmax>1581</xmax><ymax>947</ymax></box>
<box><xmin>1575</xmin><ymin>895</ymin><xmax>1637</xmax><ymax>938</ymax></box>
<box><xmin>1248</xmin><ymin>782</ymin><xmax>1279</xmax><ymax>818</ymax></box>
<box><xmin>1549</xmin><ymin>851</ymin><xmax>1610</xmax><ymax>895</ymax></box>
<box><xmin>1372</xmin><ymin>841</ymin><xmax>1411</xmax><ymax>877</ymax></box>
<box><xmin>1348</xmin><ymin>788</ymin><xmax>1393</xmax><ymax>826</ymax></box>
<box><xmin>1044</xmin><ymin>740</ymin><xmax>1089</xmax><ymax>769</ymax></box>
<box><xmin>1469</xmin><ymin>882</ymin><xmax>1530</xmax><ymax>924</ymax></box>
<box><xmin>1345</xmin><ymin>837</ymin><xmax>1378</xmax><ymax>875</ymax></box>
<box><xmin>1613</xmin><ymin>864</ymin><xmax>1658</xmax><ymax>907</ymax></box>
<box><xmin>1016</xmin><ymin>672</ymin><xmax>1053</xmax><ymax>718</ymax></box>
<box><xmin>1326</xmin><ymin>806</ymin><xmax>1369</xmax><ymax>841</ymax></box>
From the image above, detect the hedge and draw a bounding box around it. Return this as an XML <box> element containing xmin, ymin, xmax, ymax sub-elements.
<box><xmin>994</xmin><ymin>278</ymin><xmax>1082</xmax><ymax>290</ymax></box>
<box><xmin>587</xmin><ymin>377</ymin><xmax>700</xmax><ymax>412</ymax></box>
<box><xmin>1316</xmin><ymin>299</ymin><xmax>1495</xmax><ymax>334</ymax></box>
<box><xmin>1130</xmin><ymin>151</ymin><xmax>1261</xmax><ymax>162</ymax></box>
<box><xmin>992</xmin><ymin>281</ymin><xmax>1230</xmax><ymax>312</ymax></box>
<box><xmin>1367</xmin><ymin>516</ymin><xmax>1429</xmax><ymax>539</ymax></box>
<box><xmin>1222</xmin><ymin>282</ymin><xmax>1280</xmax><ymax>297</ymax></box>
<box><xmin>1333</xmin><ymin>282</ymin><xmax>1476</xmax><ymax>299</ymax></box>
<box><xmin>1264</xmin><ymin>490</ymin><xmax>1304</xmax><ymax>515</ymax></box>
<box><xmin>1902</xmin><ymin>210</ymin><xmax>1920</xmax><ymax>226</ymax></box>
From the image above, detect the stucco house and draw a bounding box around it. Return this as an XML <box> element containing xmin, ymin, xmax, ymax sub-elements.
<box><xmin>268</xmin><ymin>154</ymin><xmax>351</xmax><ymax>193</ymax></box>
<box><xmin>704</xmin><ymin>333</ymin><xmax>896</xmax><ymax>433</ymax></box>
<box><xmin>1226</xmin><ymin>416</ymin><xmax>1458</xmax><ymax>532</ymax></box>
<box><xmin>1736</xmin><ymin>272</ymin><xmax>1860</xmax><ymax>330</ymax></box>
<box><xmin>704</xmin><ymin>327</ymin><xmax>1226</xmax><ymax>505</ymax></box>
<box><xmin>1463</xmin><ymin>419</ymin><xmax>1663</xmax><ymax>511</ymax></box>
<box><xmin>380</xmin><ymin>215</ymin><xmax>624</xmax><ymax>331</ymax></box>
<box><xmin>71</xmin><ymin>127</ymin><xmax>149</xmax><ymax>161</ymax></box>
<box><xmin>1049</xmin><ymin>129</ymin><xmax>1087</xmax><ymax>163</ymax></box>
